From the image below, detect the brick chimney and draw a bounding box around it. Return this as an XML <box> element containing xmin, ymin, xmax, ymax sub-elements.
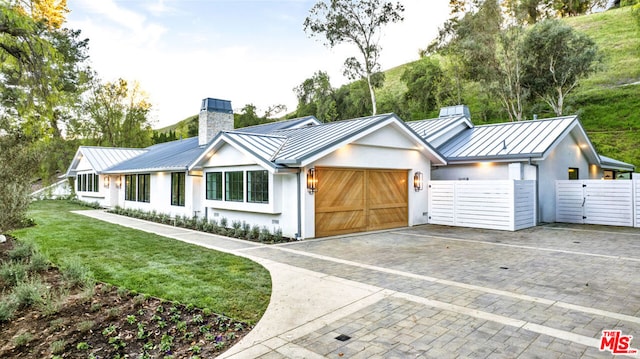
<box><xmin>199</xmin><ymin>98</ymin><xmax>234</xmax><ymax>146</ymax></box>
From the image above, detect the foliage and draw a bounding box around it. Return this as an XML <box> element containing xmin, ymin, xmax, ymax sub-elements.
<box><xmin>304</xmin><ymin>0</ymin><xmax>404</xmax><ymax>115</ymax></box>
<box><xmin>293</xmin><ymin>70</ymin><xmax>338</xmax><ymax>121</ymax></box>
<box><xmin>521</xmin><ymin>19</ymin><xmax>600</xmax><ymax>115</ymax></box>
<box><xmin>401</xmin><ymin>57</ymin><xmax>455</xmax><ymax>119</ymax></box>
<box><xmin>0</xmin><ymin>134</ymin><xmax>41</xmax><ymax>233</ymax></box>
<box><xmin>80</xmin><ymin>78</ymin><xmax>154</xmax><ymax>148</ymax></box>
<box><xmin>13</xmin><ymin>200</ymin><xmax>272</xmax><ymax>323</ymax></box>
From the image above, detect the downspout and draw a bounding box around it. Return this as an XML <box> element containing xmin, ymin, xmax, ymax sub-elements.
<box><xmin>296</xmin><ymin>169</ymin><xmax>302</xmax><ymax>240</ymax></box>
<box><xmin>529</xmin><ymin>158</ymin><xmax>540</xmax><ymax>225</ymax></box>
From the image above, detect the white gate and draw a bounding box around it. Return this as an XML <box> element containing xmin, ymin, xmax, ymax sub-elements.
<box><xmin>556</xmin><ymin>180</ymin><xmax>634</xmax><ymax>227</ymax></box>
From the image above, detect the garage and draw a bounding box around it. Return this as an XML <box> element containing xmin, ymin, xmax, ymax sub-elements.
<box><xmin>314</xmin><ymin>168</ymin><xmax>408</xmax><ymax>237</ymax></box>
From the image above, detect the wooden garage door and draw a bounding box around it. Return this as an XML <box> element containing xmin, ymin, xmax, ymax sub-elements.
<box><xmin>315</xmin><ymin>168</ymin><xmax>408</xmax><ymax>237</ymax></box>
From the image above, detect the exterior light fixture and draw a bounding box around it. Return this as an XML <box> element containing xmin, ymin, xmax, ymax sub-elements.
<box><xmin>307</xmin><ymin>168</ymin><xmax>318</xmax><ymax>193</ymax></box>
<box><xmin>413</xmin><ymin>171</ymin><xmax>424</xmax><ymax>192</ymax></box>
<box><xmin>116</xmin><ymin>176</ymin><xmax>122</xmax><ymax>189</ymax></box>
<box><xmin>104</xmin><ymin>176</ymin><xmax>110</xmax><ymax>188</ymax></box>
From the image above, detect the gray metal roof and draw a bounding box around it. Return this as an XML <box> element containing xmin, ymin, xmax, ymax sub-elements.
<box><xmin>105</xmin><ymin>137</ymin><xmax>203</xmax><ymax>173</ymax></box>
<box><xmin>599</xmin><ymin>155</ymin><xmax>635</xmax><ymax>171</ymax></box>
<box><xmin>439</xmin><ymin>116</ymin><xmax>581</xmax><ymax>162</ymax></box>
<box><xmin>272</xmin><ymin>114</ymin><xmax>400</xmax><ymax>164</ymax></box>
<box><xmin>223</xmin><ymin>132</ymin><xmax>288</xmax><ymax>166</ymax></box>
<box><xmin>407</xmin><ymin>115</ymin><xmax>472</xmax><ymax>144</ymax></box>
<box><xmin>66</xmin><ymin>146</ymin><xmax>146</xmax><ymax>176</ymax></box>
<box><xmin>234</xmin><ymin>116</ymin><xmax>320</xmax><ymax>134</ymax></box>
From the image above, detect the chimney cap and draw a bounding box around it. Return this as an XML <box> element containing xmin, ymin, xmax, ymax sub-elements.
<box><xmin>201</xmin><ymin>98</ymin><xmax>232</xmax><ymax>113</ymax></box>
<box><xmin>439</xmin><ymin>105</ymin><xmax>470</xmax><ymax>119</ymax></box>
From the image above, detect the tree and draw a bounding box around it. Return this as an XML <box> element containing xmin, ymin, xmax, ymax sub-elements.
<box><xmin>294</xmin><ymin>71</ymin><xmax>338</xmax><ymax>122</ymax></box>
<box><xmin>304</xmin><ymin>0</ymin><xmax>404</xmax><ymax>115</ymax></box>
<box><xmin>83</xmin><ymin>78</ymin><xmax>153</xmax><ymax>147</ymax></box>
<box><xmin>521</xmin><ymin>19</ymin><xmax>600</xmax><ymax>115</ymax></box>
<box><xmin>401</xmin><ymin>57</ymin><xmax>454</xmax><ymax>119</ymax></box>
<box><xmin>492</xmin><ymin>25</ymin><xmax>528</xmax><ymax>121</ymax></box>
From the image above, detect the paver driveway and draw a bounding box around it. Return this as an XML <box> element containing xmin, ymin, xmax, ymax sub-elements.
<box><xmin>240</xmin><ymin>224</ymin><xmax>640</xmax><ymax>358</ymax></box>
<box><xmin>80</xmin><ymin>211</ymin><xmax>640</xmax><ymax>358</ymax></box>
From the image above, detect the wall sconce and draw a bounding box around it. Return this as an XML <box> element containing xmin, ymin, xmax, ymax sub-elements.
<box><xmin>413</xmin><ymin>171</ymin><xmax>424</xmax><ymax>192</ymax></box>
<box><xmin>104</xmin><ymin>176</ymin><xmax>110</xmax><ymax>188</ymax></box>
<box><xmin>307</xmin><ymin>168</ymin><xmax>318</xmax><ymax>194</ymax></box>
<box><xmin>115</xmin><ymin>177</ymin><xmax>122</xmax><ymax>189</ymax></box>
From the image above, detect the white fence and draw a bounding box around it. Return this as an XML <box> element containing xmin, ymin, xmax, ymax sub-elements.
<box><xmin>428</xmin><ymin>180</ymin><xmax>536</xmax><ymax>231</ymax></box>
<box><xmin>556</xmin><ymin>180</ymin><xmax>637</xmax><ymax>227</ymax></box>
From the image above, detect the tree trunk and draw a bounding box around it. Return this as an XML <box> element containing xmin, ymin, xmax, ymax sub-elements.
<box><xmin>366</xmin><ymin>72</ymin><xmax>377</xmax><ymax>115</ymax></box>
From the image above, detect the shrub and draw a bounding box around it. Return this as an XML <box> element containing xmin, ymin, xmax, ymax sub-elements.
<box><xmin>219</xmin><ymin>217</ymin><xmax>228</xmax><ymax>228</ymax></box>
<box><xmin>0</xmin><ymin>261</ymin><xmax>28</xmax><ymax>286</ymax></box>
<box><xmin>13</xmin><ymin>332</ymin><xmax>33</xmax><ymax>348</ymax></box>
<box><xmin>61</xmin><ymin>259</ymin><xmax>94</xmax><ymax>288</ymax></box>
<box><xmin>50</xmin><ymin>339</ymin><xmax>67</xmax><ymax>354</ymax></box>
<box><xmin>0</xmin><ymin>296</ymin><xmax>17</xmax><ymax>322</ymax></box>
<box><xmin>250</xmin><ymin>225</ymin><xmax>260</xmax><ymax>240</ymax></box>
<box><xmin>38</xmin><ymin>288</ymin><xmax>69</xmax><ymax>316</ymax></box>
<box><xmin>77</xmin><ymin>320</ymin><xmax>95</xmax><ymax>333</ymax></box>
<box><xmin>258</xmin><ymin>226</ymin><xmax>271</xmax><ymax>243</ymax></box>
<box><xmin>273</xmin><ymin>227</ymin><xmax>283</xmax><ymax>243</ymax></box>
<box><xmin>27</xmin><ymin>251</ymin><xmax>50</xmax><ymax>272</ymax></box>
<box><xmin>8</xmin><ymin>240</ymin><xmax>35</xmax><ymax>261</ymax></box>
<box><xmin>13</xmin><ymin>278</ymin><xmax>47</xmax><ymax>308</ymax></box>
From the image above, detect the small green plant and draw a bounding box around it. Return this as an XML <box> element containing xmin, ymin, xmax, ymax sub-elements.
<box><xmin>186</xmin><ymin>303</ymin><xmax>194</xmax><ymax>311</ymax></box>
<box><xmin>109</xmin><ymin>336</ymin><xmax>127</xmax><ymax>350</ymax></box>
<box><xmin>192</xmin><ymin>314</ymin><xmax>204</xmax><ymax>324</ymax></box>
<box><xmin>199</xmin><ymin>324</ymin><xmax>211</xmax><ymax>333</ymax></box>
<box><xmin>13</xmin><ymin>332</ymin><xmax>33</xmax><ymax>348</ymax></box>
<box><xmin>38</xmin><ymin>288</ymin><xmax>67</xmax><ymax>316</ymax></box>
<box><xmin>157</xmin><ymin>320</ymin><xmax>167</xmax><ymax>329</ymax></box>
<box><xmin>159</xmin><ymin>334</ymin><xmax>173</xmax><ymax>352</ymax></box>
<box><xmin>49</xmin><ymin>318</ymin><xmax>65</xmax><ymax>331</ymax></box>
<box><xmin>50</xmin><ymin>339</ymin><xmax>67</xmax><ymax>354</ymax></box>
<box><xmin>156</xmin><ymin>305</ymin><xmax>165</xmax><ymax>313</ymax></box>
<box><xmin>77</xmin><ymin>320</ymin><xmax>95</xmax><ymax>333</ymax></box>
<box><xmin>116</xmin><ymin>286</ymin><xmax>129</xmax><ymax>297</ymax></box>
<box><xmin>137</xmin><ymin>322</ymin><xmax>148</xmax><ymax>339</ymax></box>
<box><xmin>227</xmin><ymin>331</ymin><xmax>236</xmax><ymax>340</ymax></box>
<box><xmin>27</xmin><ymin>251</ymin><xmax>49</xmax><ymax>272</ymax></box>
<box><xmin>259</xmin><ymin>226</ymin><xmax>271</xmax><ymax>242</ymax></box>
<box><xmin>106</xmin><ymin>307</ymin><xmax>121</xmax><ymax>319</ymax></box>
<box><xmin>171</xmin><ymin>313</ymin><xmax>181</xmax><ymax>323</ymax></box>
<box><xmin>205</xmin><ymin>333</ymin><xmax>216</xmax><ymax>341</ymax></box>
<box><xmin>126</xmin><ymin>314</ymin><xmax>137</xmax><ymax>324</ymax></box>
<box><xmin>90</xmin><ymin>302</ymin><xmax>102</xmax><ymax>312</ymax></box>
<box><xmin>176</xmin><ymin>320</ymin><xmax>187</xmax><ymax>332</ymax></box>
<box><xmin>76</xmin><ymin>342</ymin><xmax>90</xmax><ymax>350</ymax></box>
<box><xmin>250</xmin><ymin>225</ymin><xmax>260</xmax><ymax>240</ymax></box>
<box><xmin>219</xmin><ymin>217</ymin><xmax>228</xmax><ymax>228</ymax></box>
<box><xmin>189</xmin><ymin>344</ymin><xmax>202</xmax><ymax>354</ymax></box>
<box><xmin>102</xmin><ymin>324</ymin><xmax>117</xmax><ymax>337</ymax></box>
<box><xmin>133</xmin><ymin>293</ymin><xmax>146</xmax><ymax>307</ymax></box>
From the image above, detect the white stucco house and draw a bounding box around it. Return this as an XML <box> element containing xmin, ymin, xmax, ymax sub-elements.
<box><xmin>66</xmin><ymin>99</ymin><xmax>635</xmax><ymax>236</ymax></box>
<box><xmin>66</xmin><ymin>98</ymin><xmax>446</xmax><ymax>239</ymax></box>
<box><xmin>407</xmin><ymin>107</ymin><xmax>635</xmax><ymax>224</ymax></box>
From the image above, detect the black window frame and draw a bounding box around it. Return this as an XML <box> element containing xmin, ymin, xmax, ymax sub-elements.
<box><xmin>206</xmin><ymin>172</ymin><xmax>223</xmax><ymax>200</ymax></box>
<box><xmin>137</xmin><ymin>174</ymin><xmax>150</xmax><ymax>203</ymax></box>
<box><xmin>247</xmin><ymin>170</ymin><xmax>269</xmax><ymax>204</ymax></box>
<box><xmin>225</xmin><ymin>171</ymin><xmax>244</xmax><ymax>202</ymax></box>
<box><xmin>125</xmin><ymin>174</ymin><xmax>137</xmax><ymax>201</ymax></box>
<box><xmin>568</xmin><ymin>167</ymin><xmax>579</xmax><ymax>180</ymax></box>
<box><xmin>82</xmin><ymin>174</ymin><xmax>87</xmax><ymax>192</ymax></box>
<box><xmin>77</xmin><ymin>176</ymin><xmax>81</xmax><ymax>192</ymax></box>
<box><xmin>171</xmin><ymin>172</ymin><xmax>186</xmax><ymax>206</ymax></box>
<box><xmin>93</xmin><ymin>174</ymin><xmax>99</xmax><ymax>192</ymax></box>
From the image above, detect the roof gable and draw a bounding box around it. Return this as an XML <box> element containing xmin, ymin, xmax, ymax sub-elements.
<box><xmin>65</xmin><ymin>146</ymin><xmax>146</xmax><ymax>176</ymax></box>
<box><xmin>407</xmin><ymin>115</ymin><xmax>473</xmax><ymax>147</ymax></box>
<box><xmin>104</xmin><ymin>137</ymin><xmax>203</xmax><ymax>173</ymax></box>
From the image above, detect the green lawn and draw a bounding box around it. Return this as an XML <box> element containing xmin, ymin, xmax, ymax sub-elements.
<box><xmin>10</xmin><ymin>200</ymin><xmax>271</xmax><ymax>324</ymax></box>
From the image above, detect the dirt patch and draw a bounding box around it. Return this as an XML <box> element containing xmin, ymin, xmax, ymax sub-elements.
<box><xmin>0</xmin><ymin>236</ymin><xmax>252</xmax><ymax>358</ymax></box>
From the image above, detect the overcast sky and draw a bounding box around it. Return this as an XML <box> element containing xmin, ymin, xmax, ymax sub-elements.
<box><xmin>67</xmin><ymin>0</ymin><xmax>451</xmax><ymax>129</ymax></box>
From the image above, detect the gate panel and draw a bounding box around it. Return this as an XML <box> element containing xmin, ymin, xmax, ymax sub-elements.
<box><xmin>556</xmin><ymin>180</ymin><xmax>634</xmax><ymax>227</ymax></box>
<box><xmin>556</xmin><ymin>181</ymin><xmax>586</xmax><ymax>224</ymax></box>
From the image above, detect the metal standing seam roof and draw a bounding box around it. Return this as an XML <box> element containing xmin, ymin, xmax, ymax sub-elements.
<box><xmin>599</xmin><ymin>155</ymin><xmax>635</xmax><ymax>171</ymax></box>
<box><xmin>439</xmin><ymin>116</ymin><xmax>579</xmax><ymax>161</ymax></box>
<box><xmin>104</xmin><ymin>137</ymin><xmax>204</xmax><ymax>173</ymax></box>
<box><xmin>270</xmin><ymin>113</ymin><xmax>400</xmax><ymax>164</ymax></box>
<box><xmin>406</xmin><ymin>115</ymin><xmax>472</xmax><ymax>143</ymax></box>
<box><xmin>69</xmin><ymin>147</ymin><xmax>146</xmax><ymax>175</ymax></box>
<box><xmin>222</xmin><ymin>132</ymin><xmax>288</xmax><ymax>167</ymax></box>
<box><xmin>232</xmin><ymin>116</ymin><xmax>320</xmax><ymax>134</ymax></box>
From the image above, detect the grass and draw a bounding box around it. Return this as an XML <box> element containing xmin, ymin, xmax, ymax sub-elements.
<box><xmin>11</xmin><ymin>200</ymin><xmax>271</xmax><ymax>324</ymax></box>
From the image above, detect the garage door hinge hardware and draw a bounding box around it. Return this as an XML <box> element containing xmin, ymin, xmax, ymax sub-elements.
<box><xmin>582</xmin><ymin>184</ymin><xmax>587</xmax><ymax>187</ymax></box>
<box><xmin>583</xmin><ymin>216</ymin><xmax>587</xmax><ymax>219</ymax></box>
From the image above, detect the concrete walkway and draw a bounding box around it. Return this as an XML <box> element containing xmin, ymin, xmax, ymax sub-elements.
<box><xmin>76</xmin><ymin>210</ymin><xmax>640</xmax><ymax>358</ymax></box>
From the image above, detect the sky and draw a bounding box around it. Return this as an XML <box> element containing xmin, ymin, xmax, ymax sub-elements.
<box><xmin>66</xmin><ymin>0</ymin><xmax>451</xmax><ymax>129</ymax></box>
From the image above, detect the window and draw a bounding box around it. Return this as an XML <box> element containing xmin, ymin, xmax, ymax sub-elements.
<box><xmin>171</xmin><ymin>172</ymin><xmax>186</xmax><ymax>206</ymax></box>
<box><xmin>125</xmin><ymin>175</ymin><xmax>137</xmax><ymax>201</ymax></box>
<box><xmin>94</xmin><ymin>174</ymin><xmax>99</xmax><ymax>191</ymax></box>
<box><xmin>247</xmin><ymin>170</ymin><xmax>269</xmax><ymax>203</ymax></box>
<box><xmin>76</xmin><ymin>176</ymin><xmax>81</xmax><ymax>192</ymax></box>
<box><xmin>568</xmin><ymin>167</ymin><xmax>579</xmax><ymax>180</ymax></box>
<box><xmin>82</xmin><ymin>174</ymin><xmax>87</xmax><ymax>191</ymax></box>
<box><xmin>206</xmin><ymin>172</ymin><xmax>222</xmax><ymax>200</ymax></box>
<box><xmin>225</xmin><ymin>171</ymin><xmax>244</xmax><ymax>202</ymax></box>
<box><xmin>88</xmin><ymin>173</ymin><xmax>94</xmax><ymax>192</ymax></box>
<box><xmin>138</xmin><ymin>174</ymin><xmax>150</xmax><ymax>202</ymax></box>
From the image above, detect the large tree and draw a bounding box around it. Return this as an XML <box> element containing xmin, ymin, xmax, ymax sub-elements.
<box><xmin>83</xmin><ymin>78</ymin><xmax>154</xmax><ymax>148</ymax></box>
<box><xmin>294</xmin><ymin>70</ymin><xmax>338</xmax><ymax>122</ymax></box>
<box><xmin>521</xmin><ymin>19</ymin><xmax>600</xmax><ymax>115</ymax></box>
<box><xmin>304</xmin><ymin>0</ymin><xmax>404</xmax><ymax>115</ymax></box>
<box><xmin>401</xmin><ymin>57</ymin><xmax>454</xmax><ymax>120</ymax></box>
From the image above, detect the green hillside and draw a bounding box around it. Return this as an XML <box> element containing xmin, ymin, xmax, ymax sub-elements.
<box><xmin>158</xmin><ymin>7</ymin><xmax>640</xmax><ymax>167</ymax></box>
<box><xmin>375</xmin><ymin>6</ymin><xmax>640</xmax><ymax>167</ymax></box>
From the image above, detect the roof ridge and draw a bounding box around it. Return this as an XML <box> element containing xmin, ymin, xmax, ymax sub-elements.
<box><xmin>474</xmin><ymin>115</ymin><xmax>577</xmax><ymax>128</ymax></box>
<box><xmin>225</xmin><ymin>130</ymin><xmax>288</xmax><ymax>139</ymax></box>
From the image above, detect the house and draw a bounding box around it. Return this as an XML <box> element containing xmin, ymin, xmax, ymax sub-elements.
<box><xmin>407</xmin><ymin>106</ymin><xmax>635</xmax><ymax>224</ymax></box>
<box><xmin>66</xmin><ymin>98</ymin><xmax>445</xmax><ymax>239</ymax></box>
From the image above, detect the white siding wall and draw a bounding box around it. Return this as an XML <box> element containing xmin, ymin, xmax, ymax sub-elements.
<box><xmin>120</xmin><ymin>172</ymin><xmax>194</xmax><ymax>218</ymax></box>
<box><xmin>428</xmin><ymin>180</ymin><xmax>536</xmax><ymax>231</ymax></box>
<box><xmin>636</xmin><ymin>178</ymin><xmax>640</xmax><ymax>228</ymax></box>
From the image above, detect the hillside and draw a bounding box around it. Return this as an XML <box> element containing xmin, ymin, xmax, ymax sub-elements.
<box><xmin>158</xmin><ymin>7</ymin><xmax>640</xmax><ymax>167</ymax></box>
